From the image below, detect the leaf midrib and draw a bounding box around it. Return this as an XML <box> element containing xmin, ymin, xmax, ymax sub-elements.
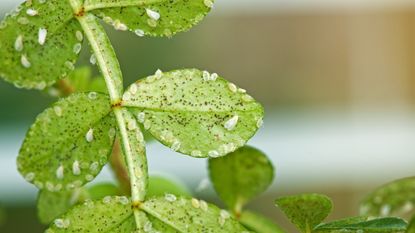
<box><xmin>124</xmin><ymin>105</ymin><xmax>262</xmax><ymax>114</ymax></box>
<box><xmin>84</xmin><ymin>0</ymin><xmax>165</xmax><ymax>11</ymax></box>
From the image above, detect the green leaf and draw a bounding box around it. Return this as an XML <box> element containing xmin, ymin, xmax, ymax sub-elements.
<box><xmin>314</xmin><ymin>217</ymin><xmax>407</xmax><ymax>233</ymax></box>
<box><xmin>208</xmin><ymin>146</ymin><xmax>274</xmax><ymax>213</ymax></box>
<box><xmin>138</xmin><ymin>211</ymin><xmax>180</xmax><ymax>233</ymax></box>
<box><xmin>123</xmin><ymin>69</ymin><xmax>264</xmax><ymax>158</ymax></box>
<box><xmin>275</xmin><ymin>193</ymin><xmax>333</xmax><ymax>233</ymax></box>
<box><xmin>0</xmin><ymin>1</ymin><xmax>82</xmax><ymax>89</ymax></box>
<box><xmin>45</xmin><ymin>196</ymin><xmax>133</xmax><ymax>232</ymax></box>
<box><xmin>314</xmin><ymin>216</ymin><xmax>368</xmax><ymax>229</ymax></box>
<box><xmin>87</xmin><ymin>183</ymin><xmax>121</xmax><ymax>200</ymax></box>
<box><xmin>17</xmin><ymin>93</ymin><xmax>116</xmax><ymax>191</ymax></box>
<box><xmin>85</xmin><ymin>0</ymin><xmax>214</xmax><ymax>37</ymax></box>
<box><xmin>360</xmin><ymin>177</ymin><xmax>415</xmax><ymax>218</ymax></box>
<box><xmin>239</xmin><ymin>210</ymin><xmax>286</xmax><ymax>233</ymax></box>
<box><xmin>63</xmin><ymin>66</ymin><xmax>108</xmax><ymax>94</ymax></box>
<box><xmin>148</xmin><ymin>175</ymin><xmax>191</xmax><ymax>197</ymax></box>
<box><xmin>141</xmin><ymin>196</ymin><xmax>248</xmax><ymax>232</ymax></box>
<box><xmin>46</xmin><ymin>67</ymin><xmax>108</xmax><ymax>97</ymax></box>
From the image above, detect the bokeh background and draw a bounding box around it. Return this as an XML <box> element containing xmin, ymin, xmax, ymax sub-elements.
<box><xmin>2</xmin><ymin>0</ymin><xmax>415</xmax><ymax>232</ymax></box>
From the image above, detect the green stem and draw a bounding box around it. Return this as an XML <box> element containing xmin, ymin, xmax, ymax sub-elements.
<box><xmin>70</xmin><ymin>0</ymin><xmax>148</xmax><ymax>228</ymax></box>
<box><xmin>76</xmin><ymin>13</ymin><xmax>123</xmax><ymax>103</ymax></box>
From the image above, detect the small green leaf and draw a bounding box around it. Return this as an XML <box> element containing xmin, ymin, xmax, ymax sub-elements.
<box><xmin>17</xmin><ymin>93</ymin><xmax>116</xmax><ymax>191</ymax></box>
<box><xmin>85</xmin><ymin>0</ymin><xmax>214</xmax><ymax>37</ymax></box>
<box><xmin>314</xmin><ymin>217</ymin><xmax>407</xmax><ymax>233</ymax></box>
<box><xmin>148</xmin><ymin>175</ymin><xmax>191</xmax><ymax>197</ymax></box>
<box><xmin>123</xmin><ymin>69</ymin><xmax>264</xmax><ymax>158</ymax></box>
<box><xmin>239</xmin><ymin>210</ymin><xmax>286</xmax><ymax>233</ymax></box>
<box><xmin>45</xmin><ymin>196</ymin><xmax>133</xmax><ymax>232</ymax></box>
<box><xmin>360</xmin><ymin>177</ymin><xmax>415</xmax><ymax>218</ymax></box>
<box><xmin>0</xmin><ymin>1</ymin><xmax>82</xmax><ymax>89</ymax></box>
<box><xmin>141</xmin><ymin>196</ymin><xmax>248</xmax><ymax>232</ymax></box>
<box><xmin>87</xmin><ymin>183</ymin><xmax>121</xmax><ymax>200</ymax></box>
<box><xmin>275</xmin><ymin>193</ymin><xmax>333</xmax><ymax>233</ymax></box>
<box><xmin>208</xmin><ymin>146</ymin><xmax>274</xmax><ymax>213</ymax></box>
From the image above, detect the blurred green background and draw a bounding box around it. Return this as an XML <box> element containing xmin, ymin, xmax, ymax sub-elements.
<box><xmin>3</xmin><ymin>0</ymin><xmax>415</xmax><ymax>232</ymax></box>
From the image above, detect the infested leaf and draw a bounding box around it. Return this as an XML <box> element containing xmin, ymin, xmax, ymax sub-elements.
<box><xmin>0</xmin><ymin>0</ymin><xmax>82</xmax><ymax>89</ymax></box>
<box><xmin>314</xmin><ymin>217</ymin><xmax>407</xmax><ymax>233</ymax></box>
<box><xmin>360</xmin><ymin>177</ymin><xmax>415</xmax><ymax>218</ymax></box>
<box><xmin>42</xmin><ymin>196</ymin><xmax>178</xmax><ymax>232</ymax></box>
<box><xmin>275</xmin><ymin>193</ymin><xmax>333</xmax><ymax>233</ymax></box>
<box><xmin>208</xmin><ymin>146</ymin><xmax>274</xmax><ymax>213</ymax></box>
<box><xmin>141</xmin><ymin>196</ymin><xmax>248</xmax><ymax>232</ymax></box>
<box><xmin>85</xmin><ymin>0</ymin><xmax>214</xmax><ymax>37</ymax></box>
<box><xmin>123</xmin><ymin>69</ymin><xmax>264</xmax><ymax>158</ymax></box>
<box><xmin>17</xmin><ymin>93</ymin><xmax>116</xmax><ymax>192</ymax></box>
<box><xmin>45</xmin><ymin>196</ymin><xmax>133</xmax><ymax>232</ymax></box>
<box><xmin>134</xmin><ymin>211</ymin><xmax>180</xmax><ymax>233</ymax></box>
<box><xmin>148</xmin><ymin>175</ymin><xmax>191</xmax><ymax>197</ymax></box>
<box><xmin>239</xmin><ymin>210</ymin><xmax>286</xmax><ymax>233</ymax></box>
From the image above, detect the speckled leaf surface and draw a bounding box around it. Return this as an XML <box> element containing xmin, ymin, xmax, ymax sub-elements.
<box><xmin>275</xmin><ymin>194</ymin><xmax>333</xmax><ymax>233</ymax></box>
<box><xmin>45</xmin><ymin>196</ymin><xmax>133</xmax><ymax>232</ymax></box>
<box><xmin>360</xmin><ymin>177</ymin><xmax>415</xmax><ymax>218</ymax></box>
<box><xmin>0</xmin><ymin>0</ymin><xmax>83</xmax><ymax>89</ymax></box>
<box><xmin>85</xmin><ymin>0</ymin><xmax>214</xmax><ymax>37</ymax></box>
<box><xmin>239</xmin><ymin>210</ymin><xmax>286</xmax><ymax>233</ymax></box>
<box><xmin>133</xmin><ymin>211</ymin><xmax>180</xmax><ymax>233</ymax></box>
<box><xmin>147</xmin><ymin>214</ymin><xmax>180</xmax><ymax>232</ymax></box>
<box><xmin>314</xmin><ymin>217</ymin><xmax>407</xmax><ymax>233</ymax></box>
<box><xmin>17</xmin><ymin>93</ymin><xmax>116</xmax><ymax>192</ymax></box>
<box><xmin>141</xmin><ymin>196</ymin><xmax>248</xmax><ymax>232</ymax></box>
<box><xmin>209</xmin><ymin>146</ymin><xmax>274</xmax><ymax>212</ymax></box>
<box><xmin>123</xmin><ymin>69</ymin><xmax>264</xmax><ymax>158</ymax></box>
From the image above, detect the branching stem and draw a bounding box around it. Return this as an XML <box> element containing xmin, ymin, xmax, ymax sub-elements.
<box><xmin>70</xmin><ymin>0</ymin><xmax>148</xmax><ymax>229</ymax></box>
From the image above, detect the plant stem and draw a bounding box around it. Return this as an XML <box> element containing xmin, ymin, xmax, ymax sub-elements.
<box><xmin>76</xmin><ymin>13</ymin><xmax>123</xmax><ymax>104</ymax></box>
<box><xmin>109</xmin><ymin>139</ymin><xmax>132</xmax><ymax>194</ymax></box>
<box><xmin>71</xmin><ymin>1</ymin><xmax>148</xmax><ymax>228</ymax></box>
